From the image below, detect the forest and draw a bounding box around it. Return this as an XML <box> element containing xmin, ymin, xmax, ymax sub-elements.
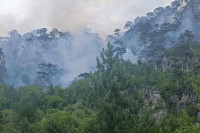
<box><xmin>1</xmin><ymin>36</ymin><xmax>200</xmax><ymax>132</ymax></box>
<box><xmin>0</xmin><ymin>0</ymin><xmax>200</xmax><ymax>132</ymax></box>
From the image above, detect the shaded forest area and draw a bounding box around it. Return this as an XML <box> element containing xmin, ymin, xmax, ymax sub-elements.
<box><xmin>1</xmin><ymin>37</ymin><xmax>200</xmax><ymax>132</ymax></box>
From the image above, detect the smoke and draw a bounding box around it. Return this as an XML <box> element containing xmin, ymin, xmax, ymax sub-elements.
<box><xmin>0</xmin><ymin>0</ymin><xmax>173</xmax><ymax>38</ymax></box>
<box><xmin>0</xmin><ymin>0</ymin><xmax>176</xmax><ymax>87</ymax></box>
<box><xmin>0</xmin><ymin>28</ymin><xmax>102</xmax><ymax>87</ymax></box>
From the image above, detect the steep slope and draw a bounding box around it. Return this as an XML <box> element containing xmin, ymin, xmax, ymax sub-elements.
<box><xmin>109</xmin><ymin>0</ymin><xmax>200</xmax><ymax>63</ymax></box>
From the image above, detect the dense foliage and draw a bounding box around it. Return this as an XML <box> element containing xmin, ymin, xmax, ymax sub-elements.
<box><xmin>1</xmin><ymin>41</ymin><xmax>200</xmax><ymax>133</ymax></box>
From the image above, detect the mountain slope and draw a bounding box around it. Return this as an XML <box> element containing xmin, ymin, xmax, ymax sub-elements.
<box><xmin>109</xmin><ymin>0</ymin><xmax>200</xmax><ymax>63</ymax></box>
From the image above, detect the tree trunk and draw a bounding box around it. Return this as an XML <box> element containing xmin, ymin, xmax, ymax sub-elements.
<box><xmin>181</xmin><ymin>64</ymin><xmax>184</xmax><ymax>72</ymax></box>
<box><xmin>186</xmin><ymin>63</ymin><xmax>189</xmax><ymax>72</ymax></box>
<box><xmin>155</xmin><ymin>64</ymin><xmax>157</xmax><ymax>71</ymax></box>
<box><xmin>162</xmin><ymin>61</ymin><xmax>165</xmax><ymax>72</ymax></box>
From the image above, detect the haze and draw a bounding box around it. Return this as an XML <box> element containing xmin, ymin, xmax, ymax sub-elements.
<box><xmin>0</xmin><ymin>0</ymin><xmax>173</xmax><ymax>38</ymax></box>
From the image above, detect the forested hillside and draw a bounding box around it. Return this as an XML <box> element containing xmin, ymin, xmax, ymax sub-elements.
<box><xmin>0</xmin><ymin>0</ymin><xmax>200</xmax><ymax>132</ymax></box>
<box><xmin>108</xmin><ymin>0</ymin><xmax>200</xmax><ymax>63</ymax></box>
<box><xmin>1</xmin><ymin>41</ymin><xmax>200</xmax><ymax>132</ymax></box>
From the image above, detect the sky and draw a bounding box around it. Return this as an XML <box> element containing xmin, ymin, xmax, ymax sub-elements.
<box><xmin>0</xmin><ymin>0</ymin><xmax>174</xmax><ymax>38</ymax></box>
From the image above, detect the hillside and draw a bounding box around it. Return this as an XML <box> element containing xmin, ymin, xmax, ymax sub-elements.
<box><xmin>109</xmin><ymin>0</ymin><xmax>200</xmax><ymax>62</ymax></box>
<box><xmin>0</xmin><ymin>0</ymin><xmax>200</xmax><ymax>133</ymax></box>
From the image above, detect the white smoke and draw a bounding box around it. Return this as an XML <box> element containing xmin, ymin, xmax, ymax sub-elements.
<box><xmin>0</xmin><ymin>28</ymin><xmax>102</xmax><ymax>87</ymax></box>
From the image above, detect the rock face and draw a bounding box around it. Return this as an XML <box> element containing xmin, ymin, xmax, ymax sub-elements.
<box><xmin>169</xmin><ymin>90</ymin><xmax>197</xmax><ymax>113</ymax></box>
<box><xmin>141</xmin><ymin>90</ymin><xmax>166</xmax><ymax>122</ymax></box>
<box><xmin>149</xmin><ymin>90</ymin><xmax>166</xmax><ymax>122</ymax></box>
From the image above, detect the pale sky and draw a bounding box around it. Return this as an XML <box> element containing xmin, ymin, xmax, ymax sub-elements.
<box><xmin>0</xmin><ymin>0</ymin><xmax>174</xmax><ymax>38</ymax></box>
